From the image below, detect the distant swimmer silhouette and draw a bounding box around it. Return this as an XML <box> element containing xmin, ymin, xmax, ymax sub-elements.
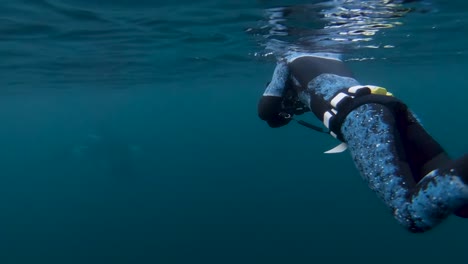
<box><xmin>258</xmin><ymin>52</ymin><xmax>468</xmax><ymax>233</ymax></box>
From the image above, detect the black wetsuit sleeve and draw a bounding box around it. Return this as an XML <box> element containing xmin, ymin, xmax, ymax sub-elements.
<box><xmin>258</xmin><ymin>61</ymin><xmax>291</xmax><ymax>128</ymax></box>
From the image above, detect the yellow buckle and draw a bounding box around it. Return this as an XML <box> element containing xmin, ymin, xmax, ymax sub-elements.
<box><xmin>369</xmin><ymin>86</ymin><xmax>393</xmax><ymax>97</ymax></box>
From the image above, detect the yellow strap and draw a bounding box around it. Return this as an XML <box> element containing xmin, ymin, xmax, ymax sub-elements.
<box><xmin>369</xmin><ymin>86</ymin><xmax>393</xmax><ymax>97</ymax></box>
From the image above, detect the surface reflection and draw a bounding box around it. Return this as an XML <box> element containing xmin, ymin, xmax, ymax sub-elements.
<box><xmin>249</xmin><ymin>0</ymin><xmax>431</xmax><ymax>58</ymax></box>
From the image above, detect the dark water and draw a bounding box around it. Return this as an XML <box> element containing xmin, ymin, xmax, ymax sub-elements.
<box><xmin>0</xmin><ymin>0</ymin><xmax>467</xmax><ymax>263</ymax></box>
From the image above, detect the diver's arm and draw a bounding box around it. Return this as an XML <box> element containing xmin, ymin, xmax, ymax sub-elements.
<box><xmin>258</xmin><ymin>61</ymin><xmax>291</xmax><ymax>127</ymax></box>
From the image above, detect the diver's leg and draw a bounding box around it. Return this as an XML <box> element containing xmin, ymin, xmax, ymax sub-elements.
<box><xmin>397</xmin><ymin>113</ymin><xmax>468</xmax><ymax>218</ymax></box>
<box><xmin>341</xmin><ymin>104</ymin><xmax>468</xmax><ymax>232</ymax></box>
<box><xmin>396</xmin><ymin>111</ymin><xmax>451</xmax><ymax>181</ymax></box>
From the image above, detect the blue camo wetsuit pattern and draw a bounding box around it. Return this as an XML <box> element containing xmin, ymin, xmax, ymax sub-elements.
<box><xmin>342</xmin><ymin>104</ymin><xmax>468</xmax><ymax>231</ymax></box>
<box><xmin>262</xmin><ymin>54</ymin><xmax>468</xmax><ymax>232</ymax></box>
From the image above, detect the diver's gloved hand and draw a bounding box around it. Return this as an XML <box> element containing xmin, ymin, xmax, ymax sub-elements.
<box><xmin>280</xmin><ymin>95</ymin><xmax>309</xmax><ymax>116</ymax></box>
<box><xmin>258</xmin><ymin>95</ymin><xmax>292</xmax><ymax>128</ymax></box>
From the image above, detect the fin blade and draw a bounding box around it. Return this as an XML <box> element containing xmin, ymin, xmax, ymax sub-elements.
<box><xmin>324</xmin><ymin>143</ymin><xmax>348</xmax><ymax>154</ymax></box>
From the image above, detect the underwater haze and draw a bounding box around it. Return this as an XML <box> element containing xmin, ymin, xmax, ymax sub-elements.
<box><xmin>0</xmin><ymin>0</ymin><xmax>467</xmax><ymax>263</ymax></box>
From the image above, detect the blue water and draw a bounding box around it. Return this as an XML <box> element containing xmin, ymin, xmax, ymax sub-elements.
<box><xmin>0</xmin><ymin>0</ymin><xmax>467</xmax><ymax>263</ymax></box>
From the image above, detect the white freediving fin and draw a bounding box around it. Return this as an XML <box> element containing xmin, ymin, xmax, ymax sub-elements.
<box><xmin>324</xmin><ymin>142</ymin><xmax>348</xmax><ymax>154</ymax></box>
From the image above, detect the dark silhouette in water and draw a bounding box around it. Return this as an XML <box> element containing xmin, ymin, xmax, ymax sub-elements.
<box><xmin>71</xmin><ymin>126</ymin><xmax>142</xmax><ymax>180</ymax></box>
